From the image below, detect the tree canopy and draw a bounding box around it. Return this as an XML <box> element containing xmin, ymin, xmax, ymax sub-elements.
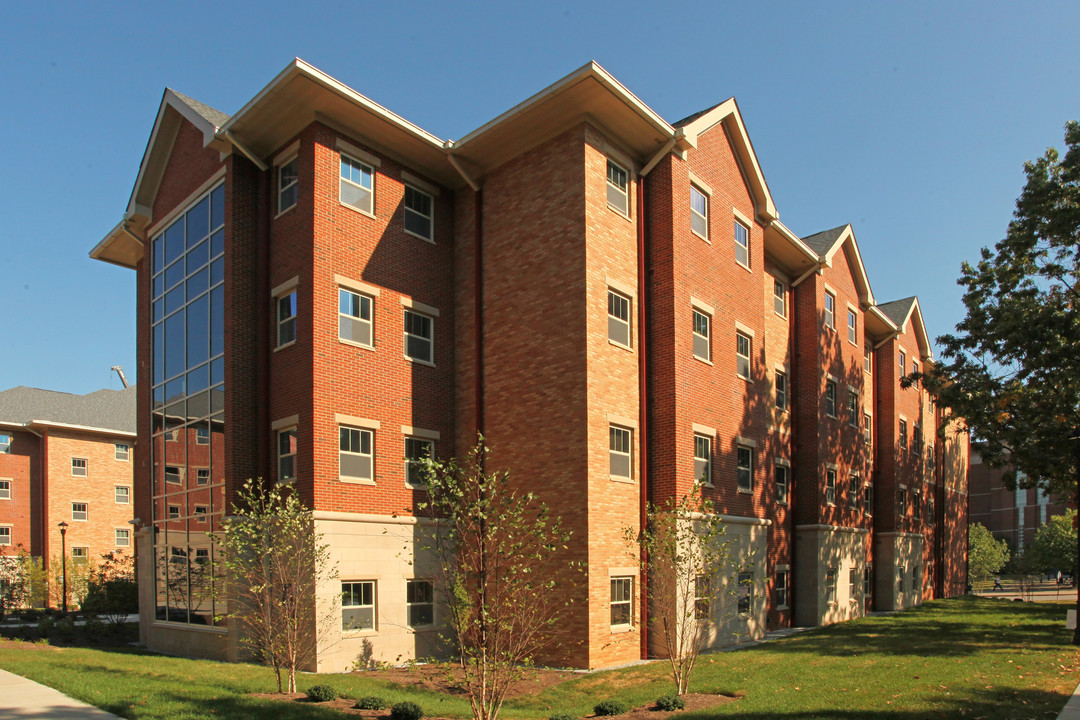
<box><xmin>926</xmin><ymin>120</ymin><xmax>1080</xmax><ymax>500</ymax></box>
<box><xmin>967</xmin><ymin>522</ymin><xmax>1010</xmax><ymax>582</ymax></box>
<box><xmin>1027</xmin><ymin>509</ymin><xmax>1078</xmax><ymax>576</ymax></box>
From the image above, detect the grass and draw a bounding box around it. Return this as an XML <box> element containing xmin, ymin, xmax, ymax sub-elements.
<box><xmin>0</xmin><ymin>596</ymin><xmax>1076</xmax><ymax>719</ymax></box>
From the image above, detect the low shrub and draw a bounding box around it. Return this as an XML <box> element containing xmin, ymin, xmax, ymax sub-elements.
<box><xmin>655</xmin><ymin>695</ymin><xmax>685</xmax><ymax>711</ymax></box>
<box><xmin>355</xmin><ymin>696</ymin><xmax>386</xmax><ymax>710</ymax></box>
<box><xmin>390</xmin><ymin>700</ymin><xmax>424</xmax><ymax>720</ymax></box>
<box><xmin>594</xmin><ymin>699</ymin><xmax>630</xmax><ymax>716</ymax></box>
<box><xmin>36</xmin><ymin>616</ymin><xmax>54</xmax><ymax>636</ymax></box>
<box><xmin>54</xmin><ymin>616</ymin><xmax>75</xmax><ymax>638</ymax></box>
<box><xmin>305</xmin><ymin>685</ymin><xmax>338</xmax><ymax>703</ymax></box>
<box><xmin>18</xmin><ymin>609</ymin><xmax>41</xmax><ymax>622</ymax></box>
<box><xmin>550</xmin><ymin>713</ymin><xmax>578</xmax><ymax>720</ymax></box>
<box><xmin>84</xmin><ymin>618</ymin><xmax>108</xmax><ymax>641</ymax></box>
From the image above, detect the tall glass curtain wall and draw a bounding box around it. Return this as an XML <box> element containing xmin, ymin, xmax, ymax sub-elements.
<box><xmin>151</xmin><ymin>182</ymin><xmax>226</xmax><ymax>625</ymax></box>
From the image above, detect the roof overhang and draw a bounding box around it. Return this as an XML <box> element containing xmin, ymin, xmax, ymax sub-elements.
<box><xmin>450</xmin><ymin>61</ymin><xmax>691</xmax><ymax>179</ymax></box>
<box><xmin>865</xmin><ymin>305</ymin><xmax>898</xmax><ymax>338</ymax></box>
<box><xmin>904</xmin><ymin>298</ymin><xmax>933</xmax><ymax>360</ymax></box>
<box><xmin>679</xmin><ymin>98</ymin><xmax>777</xmax><ymax>223</ymax></box>
<box><xmin>812</xmin><ymin>225</ymin><xmax>877</xmax><ymax>308</ymax></box>
<box><xmin>764</xmin><ymin>220</ymin><xmax>819</xmax><ymax>277</ymax></box>
<box><xmin>219</xmin><ymin>59</ymin><xmax>459</xmax><ymax>188</ymax></box>
<box><xmin>89</xmin><ymin>220</ymin><xmax>142</xmax><ymax>270</ymax></box>
<box><xmin>26</xmin><ymin>420</ymin><xmax>136</xmax><ymax>438</ymax></box>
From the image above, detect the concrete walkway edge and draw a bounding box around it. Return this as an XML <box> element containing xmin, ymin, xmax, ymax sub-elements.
<box><xmin>1059</xmin><ymin>682</ymin><xmax>1080</xmax><ymax>720</ymax></box>
<box><xmin>0</xmin><ymin>668</ymin><xmax>122</xmax><ymax>719</ymax></box>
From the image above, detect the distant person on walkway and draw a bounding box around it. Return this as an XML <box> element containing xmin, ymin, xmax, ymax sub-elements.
<box><xmin>1057</xmin><ymin>570</ymin><xmax>1063</xmax><ymax>584</ymax></box>
<box><xmin>993</xmin><ymin>576</ymin><xmax>1003</xmax><ymax>591</ymax></box>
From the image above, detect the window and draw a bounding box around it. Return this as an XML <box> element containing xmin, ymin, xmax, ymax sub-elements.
<box><xmin>775</xmin><ymin>464</ymin><xmax>789</xmax><ymax>505</ymax></box>
<box><xmin>194</xmin><ymin>505</ymin><xmax>208</xmax><ymax>523</ymax></box>
<box><xmin>774</xmin><ymin>279</ymin><xmax>786</xmax><ymax>317</ymax></box>
<box><xmin>196</xmin><ymin>426</ymin><xmax>210</xmax><ymax>445</ymax></box>
<box><xmin>913</xmin><ymin>565</ymin><xmax>921</xmax><ymax>594</ymax></box>
<box><xmin>913</xmin><ymin>425</ymin><xmax>923</xmax><ymax>453</ymax></box>
<box><xmin>72</xmin><ymin>547</ymin><xmax>89</xmax><ymax>564</ymax></box>
<box><xmin>692</xmin><ymin>309</ymin><xmax>711</xmax><ymax>361</ymax></box>
<box><xmin>405</xmin><ymin>437</ymin><xmax>434</xmax><ymax>486</ymax></box>
<box><xmin>690</xmin><ymin>186</ymin><xmax>708</xmax><ymax>238</ymax></box>
<box><xmin>340</xmin><ymin>426</ymin><xmax>374</xmax><ymax>481</ymax></box>
<box><xmin>775</xmin><ymin>371</ymin><xmax>788</xmax><ymax>411</ymax></box>
<box><xmin>165</xmin><ymin>465</ymin><xmax>182</xmax><ymax>485</ymax></box>
<box><xmin>609</xmin><ymin>425</ymin><xmax>633</xmax><ymax>479</ymax></box>
<box><xmin>847</xmin><ymin>309</ymin><xmax>857</xmax><ymax>344</ymax></box>
<box><xmin>610</xmin><ymin>577</ymin><xmax>632</xmax><ymax>626</ymax></box>
<box><xmin>606</xmin><ymin>160</ymin><xmax>629</xmax><ymax>215</ymax></box>
<box><xmin>775</xmin><ymin>570</ymin><xmax>789</xmax><ymax>609</ymax></box>
<box><xmin>71</xmin><ymin>458</ymin><xmax>87</xmax><ymax>477</ymax></box>
<box><xmin>737</xmin><ymin>446</ymin><xmax>753</xmax><ymax>492</ymax></box>
<box><xmin>407</xmin><ymin>580</ymin><xmax>434</xmax><ymax>627</ymax></box>
<box><xmin>340</xmin><ymin>155</ymin><xmax>374</xmax><ymax>214</ymax></box>
<box><xmin>0</xmin><ymin>480</ymin><xmax>9</xmax><ymax>500</ymax></box>
<box><xmin>899</xmin><ymin>349</ymin><xmax>906</xmax><ymax>372</ymax></box>
<box><xmin>897</xmin><ymin>566</ymin><xmax>905</xmax><ymax>594</ymax></box>
<box><xmin>196</xmin><ymin>468</ymin><xmax>210</xmax><ymax>486</ymax></box>
<box><xmin>825</xmin><ymin>569</ymin><xmax>836</xmax><ymax>604</ymax></box>
<box><xmin>864</xmin><ymin>344</ymin><xmax>872</xmax><ymax>373</ymax></box>
<box><xmin>72</xmin><ymin>502</ymin><xmax>88</xmax><ymax>521</ymax></box>
<box><xmin>849</xmin><ymin>568</ymin><xmax>858</xmax><ymax>601</ymax></box>
<box><xmin>278</xmin><ymin>157</ymin><xmax>298</xmax><ymax>212</ymax></box>
<box><xmin>899</xmin><ymin>420</ymin><xmax>908</xmax><ymax>450</ymax></box>
<box><xmin>278</xmin><ymin>428</ymin><xmax>297</xmax><ymax>482</ymax></box>
<box><xmin>115</xmin><ymin>443</ymin><xmax>130</xmax><ymax>461</ymax></box>
<box><xmin>0</xmin><ymin>434</ymin><xmax>9</xmax><ymax>453</ymax></box>
<box><xmin>737</xmin><ymin>572</ymin><xmax>752</xmax><ymax>614</ymax></box>
<box><xmin>863</xmin><ymin>413</ymin><xmax>873</xmax><ymax>444</ymax></box>
<box><xmin>342</xmin><ymin>581</ymin><xmax>375</xmax><ymax>631</ymax></box>
<box><xmin>847</xmin><ymin>390</ymin><xmax>859</xmax><ymax>427</ymax></box>
<box><xmin>114</xmin><ymin>486</ymin><xmax>129</xmax><ymax>504</ymax></box>
<box><xmin>824</xmin><ymin>292</ymin><xmax>835</xmax><ymax>329</ymax></box>
<box><xmin>339</xmin><ymin>289</ymin><xmax>373</xmax><ymax>347</ymax></box>
<box><xmin>736</xmin><ymin>332</ymin><xmax>751</xmax><ymax>379</ymax></box>
<box><xmin>116</xmin><ymin>528</ymin><xmax>131</xmax><ymax>547</ymax></box>
<box><xmin>927</xmin><ymin>492</ymin><xmax>935</xmax><ymax>520</ymax></box>
<box><xmin>913</xmin><ymin>489</ymin><xmax>922</xmax><ymax>520</ymax></box>
<box><xmin>404</xmin><ymin>309</ymin><xmax>434</xmax><ymax>364</ymax></box>
<box><xmin>825</xmin><ymin>469</ymin><xmax>836</xmax><ymax>505</ymax></box>
<box><xmin>865</xmin><ymin>483</ymin><xmax>874</xmax><ymax>516</ymax></box>
<box><xmin>899</xmin><ymin>486</ymin><xmax>908</xmax><ymax>516</ymax></box>
<box><xmin>277</xmin><ymin>291</ymin><xmax>297</xmax><ymax>347</ymax></box>
<box><xmin>195</xmin><ymin>548</ymin><xmax>210</xmax><ymax>565</ymax></box>
<box><xmin>694</xmin><ymin>575</ymin><xmax>710</xmax><ymax>620</ymax></box>
<box><xmin>848</xmin><ymin>474</ymin><xmax>859</xmax><ymax>505</ymax></box>
<box><xmin>928</xmin><ymin>444</ymin><xmax>936</xmax><ymax>472</ymax></box>
<box><xmin>912</xmin><ymin>360</ymin><xmax>919</xmax><ymax>376</ymax></box>
<box><xmin>607</xmin><ymin>290</ymin><xmax>631</xmax><ymax>348</ymax></box>
<box><xmin>734</xmin><ymin>219</ymin><xmax>750</xmax><ymax>268</ymax></box>
<box><xmin>825</xmin><ymin>380</ymin><xmax>837</xmax><ymax>417</ymax></box>
<box><xmin>0</xmin><ymin>527</ymin><xmax>9</xmax><ymax>545</ymax></box>
<box><xmin>404</xmin><ymin>185</ymin><xmax>433</xmax><ymax>241</ymax></box>
<box><xmin>168</xmin><ymin>505</ymin><xmax>181</xmax><ymax>519</ymax></box>
<box><xmin>694</xmin><ymin>434</ymin><xmax>711</xmax><ymax>485</ymax></box>
<box><xmin>863</xmin><ymin>564</ymin><xmax>873</xmax><ymax>597</ymax></box>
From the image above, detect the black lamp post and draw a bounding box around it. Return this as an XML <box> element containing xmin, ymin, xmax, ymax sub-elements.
<box><xmin>57</xmin><ymin>521</ymin><xmax>68</xmax><ymax>614</ymax></box>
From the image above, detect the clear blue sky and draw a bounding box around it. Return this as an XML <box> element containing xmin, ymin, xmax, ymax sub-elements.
<box><xmin>2</xmin><ymin>1</ymin><xmax>1077</xmax><ymax>395</ymax></box>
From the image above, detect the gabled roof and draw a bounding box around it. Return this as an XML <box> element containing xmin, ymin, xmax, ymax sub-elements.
<box><xmin>877</xmin><ymin>296</ymin><xmax>933</xmax><ymax>359</ymax></box>
<box><xmin>171</xmin><ymin>89</ymin><xmax>230</xmax><ymax>129</ymax></box>
<box><xmin>0</xmin><ymin>385</ymin><xmax>136</xmax><ymax>436</ymax></box>
<box><xmin>675</xmin><ymin>98</ymin><xmax>777</xmax><ymax>223</ymax></box>
<box><xmin>800</xmin><ymin>224</ymin><xmax>876</xmax><ymax>308</ymax></box>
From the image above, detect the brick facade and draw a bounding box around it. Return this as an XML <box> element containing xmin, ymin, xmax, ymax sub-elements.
<box><xmin>94</xmin><ymin>60</ymin><xmax>969</xmax><ymax>670</ymax></box>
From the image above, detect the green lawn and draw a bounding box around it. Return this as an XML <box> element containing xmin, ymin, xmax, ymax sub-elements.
<box><xmin>0</xmin><ymin>596</ymin><xmax>1077</xmax><ymax>720</ymax></box>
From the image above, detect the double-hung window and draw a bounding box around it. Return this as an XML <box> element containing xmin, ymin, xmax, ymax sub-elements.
<box><xmin>863</xmin><ymin>564</ymin><xmax>873</xmax><ymax>597</ymax></box>
<box><xmin>865</xmin><ymin>483</ymin><xmax>874</xmax><ymax>515</ymax></box>
<box><xmin>607</xmin><ymin>290</ymin><xmax>631</xmax><ymax>348</ymax></box>
<box><xmin>339</xmin><ymin>289</ymin><xmax>373</xmax><ymax>347</ymax></box>
<box><xmin>0</xmin><ymin>434</ymin><xmax>10</xmax><ymax>454</ymax></box>
<box><xmin>607</xmin><ymin>160</ymin><xmax>629</xmax><ymax>216</ymax></box>
<box><xmin>899</xmin><ymin>349</ymin><xmax>907</xmax><ymax>373</ymax></box>
<box><xmin>404</xmin><ymin>310</ymin><xmax>434</xmax><ymax>364</ymax></box>
<box><xmin>610</xmin><ymin>577</ymin><xmax>632</xmax><ymax>626</ymax></box>
<box><xmin>278</xmin><ymin>428</ymin><xmax>297</xmax><ymax>482</ymax></box>
<box><xmin>72</xmin><ymin>502</ymin><xmax>88</xmax><ymax>521</ymax></box>
<box><xmin>913</xmin><ymin>489</ymin><xmax>922</xmax><ymax>520</ymax></box>
<box><xmin>774</xmin><ymin>279</ymin><xmax>787</xmax><ymax>317</ymax></box>
<box><xmin>342</xmin><ymin>581</ymin><xmax>376</xmax><ymax>631</ymax></box>
<box><xmin>847</xmin><ymin>309</ymin><xmax>857</xmax><ymax>344</ymax></box>
<box><xmin>825</xmin><ymin>469</ymin><xmax>836</xmax><ymax>506</ymax></box>
<box><xmin>72</xmin><ymin>547</ymin><xmax>88</xmax><ymax>564</ymax></box>
<box><xmin>848</xmin><ymin>474</ymin><xmax>859</xmax><ymax>505</ymax></box>
<box><xmin>114</xmin><ymin>486</ymin><xmax>129</xmax><ymax>504</ymax></box>
<box><xmin>0</xmin><ymin>527</ymin><xmax>10</xmax><ymax>545</ymax></box>
<box><xmin>899</xmin><ymin>420</ymin><xmax>908</xmax><ymax>450</ymax></box>
<box><xmin>116</xmin><ymin>528</ymin><xmax>131</xmax><ymax>547</ymax></box>
<box><xmin>341</xmin><ymin>155</ymin><xmax>374</xmax><ymax>214</ymax></box>
<box><xmin>72</xmin><ymin>458</ymin><xmax>87</xmax><ymax>477</ymax></box>
<box><xmin>692</xmin><ymin>309</ymin><xmax>711</xmax><ymax>361</ymax></box>
<box><xmin>899</xmin><ymin>486</ymin><xmax>908</xmax><ymax>516</ymax></box>
<box><xmin>407</xmin><ymin>580</ymin><xmax>434</xmax><ymax>627</ymax></box>
<box><xmin>405</xmin><ymin>437</ymin><xmax>434</xmax><ymax>486</ymax></box>
<box><xmin>913</xmin><ymin>425</ymin><xmax>923</xmax><ymax>453</ymax></box>
<box><xmin>863</xmin><ymin>412</ymin><xmax>873</xmax><ymax>444</ymax></box>
<box><xmin>736</xmin><ymin>332</ymin><xmax>751</xmax><ymax>379</ymax></box>
<box><xmin>0</xmin><ymin>480</ymin><xmax>9</xmax><ymax>500</ymax></box>
<box><xmin>775</xmin><ymin>371</ymin><xmax>788</xmax><ymax>411</ymax></box>
<box><xmin>849</xmin><ymin>568</ymin><xmax>859</xmax><ymax>601</ymax></box>
<box><xmin>775</xmin><ymin>570</ymin><xmax>789</xmax><ymax>609</ymax></box>
<box><xmin>734</xmin><ymin>220</ymin><xmax>750</xmax><ymax>268</ymax></box>
<box><xmin>824</xmin><ymin>292</ymin><xmax>836</xmax><ymax>329</ymax></box>
<box><xmin>825</xmin><ymin>380</ymin><xmax>837</xmax><ymax>417</ymax></box>
<box><xmin>864</xmin><ymin>344</ymin><xmax>872</xmax><ymax>373</ymax></box>
<box><xmin>340</xmin><ymin>426</ymin><xmax>374</xmax><ymax>482</ymax></box>
<box><xmin>404</xmin><ymin>185</ymin><xmax>433</xmax><ymax>241</ymax></box>
<box><xmin>277</xmin><ymin>291</ymin><xmax>297</xmax><ymax>347</ymax></box>
<box><xmin>847</xmin><ymin>390</ymin><xmax>859</xmax><ymax>427</ymax></box>
<box><xmin>115</xmin><ymin>443</ymin><xmax>130</xmax><ymax>461</ymax></box>
<box><xmin>737</xmin><ymin>446</ymin><xmax>753</xmax><ymax>492</ymax></box>
<box><xmin>278</xmin><ymin>157</ymin><xmax>298</xmax><ymax>213</ymax></box>
<box><xmin>694</xmin><ymin>575</ymin><xmax>711</xmax><ymax>620</ymax></box>
<box><xmin>690</xmin><ymin>185</ymin><xmax>708</xmax><ymax>239</ymax></box>
<box><xmin>825</xmin><ymin>569</ymin><xmax>837</xmax><ymax>604</ymax></box>
<box><xmin>737</xmin><ymin>572</ymin><xmax>752</xmax><ymax>614</ymax></box>
<box><xmin>610</xmin><ymin>425</ymin><xmax>633</xmax><ymax>479</ymax></box>
<box><xmin>693</xmin><ymin>434</ymin><xmax>711</xmax><ymax>485</ymax></box>
<box><xmin>775</xmin><ymin>463</ymin><xmax>789</xmax><ymax>505</ymax></box>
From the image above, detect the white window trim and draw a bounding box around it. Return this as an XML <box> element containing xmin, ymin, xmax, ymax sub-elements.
<box><xmin>692</xmin><ymin>307</ymin><xmax>712</xmax><ymax>365</ymax></box>
<box><xmin>693</xmin><ymin>433</ymin><xmax>713</xmax><ymax>487</ymax></box>
<box><xmin>339</xmin><ymin>286</ymin><xmax>375</xmax><ymax>350</ymax></box>
<box><xmin>847</xmin><ymin>388</ymin><xmax>860</xmax><ymax>427</ymax></box>
<box><xmin>825</xmin><ymin>467</ymin><xmax>837</xmax><ymax>506</ymax></box>
<box><xmin>733</xmin><ymin>217</ymin><xmax>751</xmax><ymax>270</ymax></box>
<box><xmin>0</xmin><ymin>478</ymin><xmax>11</xmax><ymax>501</ymax></box>
<box><xmin>609</xmin><ymin>574</ymin><xmax>634</xmax><ymax>631</ymax></box>
<box><xmin>606</xmin><ymin>158</ymin><xmax>631</xmax><ymax>218</ymax></box>
<box><xmin>690</xmin><ymin>184</ymin><xmax>709</xmax><ymax>241</ymax></box>
<box><xmin>342</xmin><ymin>580</ymin><xmax>377</xmax><ymax>634</ymax></box>
<box><xmin>115</xmin><ymin>443</ymin><xmax>130</xmax><ymax>462</ymax></box>
<box><xmin>609</xmin><ymin>424</ymin><xmax>634</xmax><ymax>483</ymax></box>
<box><xmin>847</xmin><ymin>306</ymin><xmax>859</xmax><ymax>346</ymax></box>
<box><xmin>114</xmin><ymin>485</ymin><xmax>130</xmax><ymax>504</ymax></box>
<box><xmin>403</xmin><ymin>307</ymin><xmax>436</xmax><ymax>366</ymax></box>
<box><xmin>773</xmin><ymin>278</ymin><xmax>788</xmax><ymax>318</ymax></box>
<box><xmin>339</xmin><ymin>424</ymin><xmax>376</xmax><ymax>485</ymax></box>
<box><xmin>825</xmin><ymin>379</ymin><xmax>838</xmax><ymax>418</ymax></box>
<box><xmin>403</xmin><ymin>184</ymin><xmax>436</xmax><ymax>244</ymax></box>
<box><xmin>607</xmin><ymin>288</ymin><xmax>633</xmax><ymax>350</ymax></box>
<box><xmin>404</xmin><ymin>436</ymin><xmax>435</xmax><ymax>488</ymax></box>
<box><xmin>272</xmin><ymin>278</ymin><xmax>299</xmax><ymax>351</ymax></box>
<box><xmin>775</xmin><ymin>567</ymin><xmax>790</xmax><ymax>610</ymax></box>
<box><xmin>736</xmin><ymin>444</ymin><xmax>754</xmax><ymax>494</ymax></box>
<box><xmin>277</xmin><ymin>426</ymin><xmax>298</xmax><ymax>484</ymax></box>
<box><xmin>71</xmin><ymin>501</ymin><xmax>89</xmax><ymax>521</ymax></box>
<box><xmin>115</xmin><ymin>527</ymin><xmax>131</xmax><ymax>547</ymax></box>
<box><xmin>71</xmin><ymin>458</ymin><xmax>87</xmax><ymax>477</ymax></box>
<box><xmin>0</xmin><ymin>525</ymin><xmax>10</xmax><ymax>545</ymax></box>
<box><xmin>406</xmin><ymin>579</ymin><xmax>436</xmax><ymax>629</ymax></box>
<box><xmin>774</xmin><ymin>459</ymin><xmax>790</xmax><ymax>505</ymax></box>
<box><xmin>275</xmin><ymin>153</ymin><xmax>299</xmax><ymax>219</ymax></box>
<box><xmin>339</xmin><ymin>151</ymin><xmax>377</xmax><ymax>218</ymax></box>
<box><xmin>824</xmin><ymin>291</ymin><xmax>836</xmax><ymax>330</ymax></box>
<box><xmin>736</xmin><ymin>330</ymin><xmax>752</xmax><ymax>380</ymax></box>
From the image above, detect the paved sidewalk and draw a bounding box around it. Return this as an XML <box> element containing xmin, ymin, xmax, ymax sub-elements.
<box><xmin>1061</xmin><ymin>682</ymin><xmax>1080</xmax><ymax>720</ymax></box>
<box><xmin>0</xmin><ymin>669</ymin><xmax>121</xmax><ymax>719</ymax></box>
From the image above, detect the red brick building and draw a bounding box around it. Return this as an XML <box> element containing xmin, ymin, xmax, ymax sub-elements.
<box><xmin>91</xmin><ymin>60</ymin><xmax>968</xmax><ymax>670</ymax></box>
<box><xmin>0</xmin><ymin>386</ymin><xmax>136</xmax><ymax>572</ymax></box>
<box><xmin>968</xmin><ymin>452</ymin><xmax>1071</xmax><ymax>556</ymax></box>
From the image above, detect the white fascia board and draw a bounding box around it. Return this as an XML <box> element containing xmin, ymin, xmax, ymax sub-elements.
<box><xmin>28</xmin><ymin>420</ymin><xmax>137</xmax><ymax>438</ymax></box>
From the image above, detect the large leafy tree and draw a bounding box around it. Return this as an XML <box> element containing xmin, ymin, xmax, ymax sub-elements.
<box><xmin>1027</xmin><ymin>509</ymin><xmax>1078</xmax><ymax>577</ymax></box>
<box><xmin>967</xmin><ymin>522</ymin><xmax>1010</xmax><ymax>584</ymax></box>
<box><xmin>925</xmin><ymin>121</ymin><xmax>1080</xmax><ymax>640</ymax></box>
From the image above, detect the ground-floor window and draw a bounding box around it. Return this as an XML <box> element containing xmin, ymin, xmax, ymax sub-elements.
<box><xmin>342</xmin><ymin>581</ymin><xmax>375</xmax><ymax>631</ymax></box>
<box><xmin>407</xmin><ymin>580</ymin><xmax>434</xmax><ymax>627</ymax></box>
<box><xmin>610</xmin><ymin>577</ymin><xmax>632</xmax><ymax>627</ymax></box>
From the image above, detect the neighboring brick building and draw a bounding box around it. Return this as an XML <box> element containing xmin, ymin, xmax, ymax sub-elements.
<box><xmin>968</xmin><ymin>451</ymin><xmax>1070</xmax><ymax>555</ymax></box>
<box><xmin>91</xmin><ymin>59</ymin><xmax>968</xmax><ymax>670</ymax></box>
<box><xmin>0</xmin><ymin>386</ymin><xmax>136</xmax><ymax>569</ymax></box>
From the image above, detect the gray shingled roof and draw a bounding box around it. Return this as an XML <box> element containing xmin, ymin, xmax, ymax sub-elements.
<box><xmin>673</xmin><ymin>101</ymin><xmax>727</xmax><ymax>128</ymax></box>
<box><xmin>0</xmin><ymin>386</ymin><xmax>136</xmax><ymax>434</ymax></box>
<box><xmin>802</xmin><ymin>225</ymin><xmax>849</xmax><ymax>258</ymax></box>
<box><xmin>877</xmin><ymin>297</ymin><xmax>917</xmax><ymax>328</ymax></box>
<box><xmin>170</xmin><ymin>89</ymin><xmax>230</xmax><ymax>129</ymax></box>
